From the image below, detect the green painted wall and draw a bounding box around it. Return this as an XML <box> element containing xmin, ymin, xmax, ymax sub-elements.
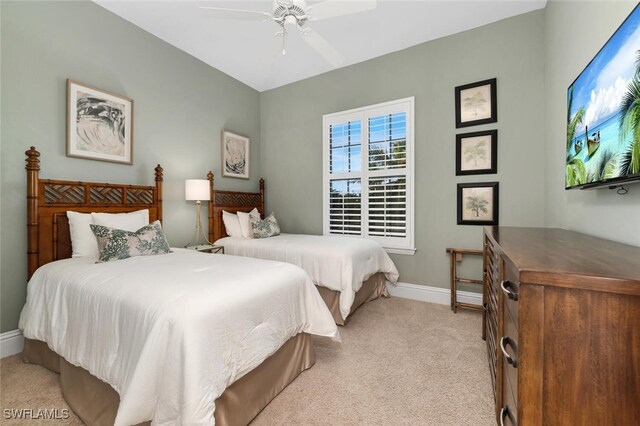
<box><xmin>3</xmin><ymin>1</ymin><xmax>637</xmax><ymax>335</ymax></box>
<box><xmin>544</xmin><ymin>0</ymin><xmax>640</xmax><ymax>245</ymax></box>
<box><xmin>259</xmin><ymin>10</ymin><xmax>547</xmax><ymax>289</ymax></box>
<box><xmin>0</xmin><ymin>1</ymin><xmax>261</xmax><ymax>332</ymax></box>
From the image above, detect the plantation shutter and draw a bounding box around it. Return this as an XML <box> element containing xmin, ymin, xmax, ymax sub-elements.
<box><xmin>368</xmin><ymin>112</ymin><xmax>407</xmax><ymax>170</ymax></box>
<box><xmin>327</xmin><ymin>118</ymin><xmax>362</xmax><ymax>236</ymax></box>
<box><xmin>323</xmin><ymin>98</ymin><xmax>415</xmax><ymax>254</ymax></box>
<box><xmin>329</xmin><ymin>179</ymin><xmax>362</xmax><ymax>235</ymax></box>
<box><xmin>368</xmin><ymin>176</ymin><xmax>407</xmax><ymax>237</ymax></box>
<box><xmin>367</xmin><ymin>111</ymin><xmax>408</xmax><ymax>239</ymax></box>
<box><xmin>328</xmin><ymin>120</ymin><xmax>361</xmax><ymax>174</ymax></box>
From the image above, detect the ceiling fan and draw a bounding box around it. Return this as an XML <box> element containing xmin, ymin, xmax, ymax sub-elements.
<box><xmin>200</xmin><ymin>0</ymin><xmax>377</xmax><ymax>67</ymax></box>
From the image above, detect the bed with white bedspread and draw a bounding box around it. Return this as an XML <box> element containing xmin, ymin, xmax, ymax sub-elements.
<box><xmin>19</xmin><ymin>249</ymin><xmax>338</xmax><ymax>425</ymax></box>
<box><xmin>214</xmin><ymin>233</ymin><xmax>400</xmax><ymax>323</ymax></box>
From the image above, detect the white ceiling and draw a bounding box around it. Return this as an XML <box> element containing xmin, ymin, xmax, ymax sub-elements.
<box><xmin>94</xmin><ymin>0</ymin><xmax>547</xmax><ymax>92</ymax></box>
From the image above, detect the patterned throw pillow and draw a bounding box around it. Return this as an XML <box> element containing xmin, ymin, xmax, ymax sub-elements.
<box><xmin>250</xmin><ymin>213</ymin><xmax>281</xmax><ymax>239</ymax></box>
<box><xmin>90</xmin><ymin>220</ymin><xmax>171</xmax><ymax>263</ymax></box>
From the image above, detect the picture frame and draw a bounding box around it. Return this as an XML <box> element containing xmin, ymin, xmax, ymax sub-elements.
<box><xmin>456</xmin><ymin>130</ymin><xmax>498</xmax><ymax>175</ymax></box>
<box><xmin>67</xmin><ymin>79</ymin><xmax>133</xmax><ymax>164</ymax></box>
<box><xmin>221</xmin><ymin>129</ymin><xmax>250</xmax><ymax>179</ymax></box>
<box><xmin>457</xmin><ymin>182</ymin><xmax>499</xmax><ymax>226</ymax></box>
<box><xmin>455</xmin><ymin>78</ymin><xmax>497</xmax><ymax>128</ymax></box>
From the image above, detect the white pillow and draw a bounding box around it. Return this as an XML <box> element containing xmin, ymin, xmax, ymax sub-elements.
<box><xmin>67</xmin><ymin>211</ymin><xmax>99</xmax><ymax>258</ymax></box>
<box><xmin>222</xmin><ymin>211</ymin><xmax>243</xmax><ymax>238</ymax></box>
<box><xmin>68</xmin><ymin>209</ymin><xmax>151</xmax><ymax>258</ymax></box>
<box><xmin>91</xmin><ymin>209</ymin><xmax>149</xmax><ymax>232</ymax></box>
<box><xmin>237</xmin><ymin>208</ymin><xmax>260</xmax><ymax>238</ymax></box>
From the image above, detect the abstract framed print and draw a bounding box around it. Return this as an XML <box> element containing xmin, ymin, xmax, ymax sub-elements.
<box><xmin>222</xmin><ymin>129</ymin><xmax>250</xmax><ymax>179</ymax></box>
<box><xmin>66</xmin><ymin>79</ymin><xmax>133</xmax><ymax>164</ymax></box>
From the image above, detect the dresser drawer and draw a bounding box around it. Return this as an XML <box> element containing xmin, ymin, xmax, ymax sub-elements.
<box><xmin>503</xmin><ymin>301</ymin><xmax>519</xmax><ymax>349</ymax></box>
<box><xmin>498</xmin><ymin>280</ymin><xmax>519</xmax><ymax>362</ymax></box>
<box><xmin>498</xmin><ymin>309</ymin><xmax>519</xmax><ymax>424</ymax></box>
<box><xmin>503</xmin><ymin>358</ymin><xmax>517</xmax><ymax>413</ymax></box>
<box><xmin>499</xmin><ymin>306</ymin><xmax>518</xmax><ymax>360</ymax></box>
<box><xmin>501</xmin><ymin>259</ymin><xmax>520</xmax><ymax>326</ymax></box>
<box><xmin>500</xmin><ymin>371</ymin><xmax>518</xmax><ymax>426</ymax></box>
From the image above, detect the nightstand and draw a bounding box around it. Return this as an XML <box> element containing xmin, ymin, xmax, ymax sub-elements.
<box><xmin>186</xmin><ymin>244</ymin><xmax>224</xmax><ymax>254</ymax></box>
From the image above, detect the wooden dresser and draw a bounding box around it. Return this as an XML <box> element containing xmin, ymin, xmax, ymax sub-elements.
<box><xmin>482</xmin><ymin>227</ymin><xmax>640</xmax><ymax>426</ymax></box>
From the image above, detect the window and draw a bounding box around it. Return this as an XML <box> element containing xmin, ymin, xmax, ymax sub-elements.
<box><xmin>323</xmin><ymin>97</ymin><xmax>415</xmax><ymax>255</ymax></box>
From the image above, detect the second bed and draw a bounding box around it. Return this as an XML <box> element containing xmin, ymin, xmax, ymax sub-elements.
<box><xmin>207</xmin><ymin>175</ymin><xmax>399</xmax><ymax>325</ymax></box>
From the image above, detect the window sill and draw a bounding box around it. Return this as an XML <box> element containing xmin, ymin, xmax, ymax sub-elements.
<box><xmin>384</xmin><ymin>247</ymin><xmax>416</xmax><ymax>256</ymax></box>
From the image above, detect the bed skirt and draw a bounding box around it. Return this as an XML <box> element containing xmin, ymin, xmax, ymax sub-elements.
<box><xmin>22</xmin><ymin>332</ymin><xmax>315</xmax><ymax>426</ymax></box>
<box><xmin>315</xmin><ymin>272</ymin><xmax>389</xmax><ymax>325</ymax></box>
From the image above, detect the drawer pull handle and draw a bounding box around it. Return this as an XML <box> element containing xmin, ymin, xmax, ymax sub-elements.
<box><xmin>500</xmin><ymin>336</ymin><xmax>518</xmax><ymax>368</ymax></box>
<box><xmin>500</xmin><ymin>406</ymin><xmax>509</xmax><ymax>426</ymax></box>
<box><xmin>500</xmin><ymin>280</ymin><xmax>519</xmax><ymax>301</ymax></box>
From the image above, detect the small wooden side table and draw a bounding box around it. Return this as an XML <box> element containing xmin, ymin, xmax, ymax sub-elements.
<box><xmin>186</xmin><ymin>244</ymin><xmax>224</xmax><ymax>254</ymax></box>
<box><xmin>446</xmin><ymin>247</ymin><xmax>483</xmax><ymax>313</ymax></box>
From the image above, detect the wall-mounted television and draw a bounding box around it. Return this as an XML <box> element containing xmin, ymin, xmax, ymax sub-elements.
<box><xmin>566</xmin><ymin>4</ymin><xmax>640</xmax><ymax>189</ymax></box>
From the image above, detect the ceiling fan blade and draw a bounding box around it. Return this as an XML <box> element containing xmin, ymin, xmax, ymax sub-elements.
<box><xmin>199</xmin><ymin>7</ymin><xmax>272</xmax><ymax>21</ymax></box>
<box><xmin>300</xmin><ymin>28</ymin><xmax>345</xmax><ymax>67</ymax></box>
<box><xmin>307</xmin><ymin>0</ymin><xmax>377</xmax><ymax>21</ymax></box>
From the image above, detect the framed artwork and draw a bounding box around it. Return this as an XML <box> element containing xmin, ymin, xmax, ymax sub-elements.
<box><xmin>456</xmin><ymin>130</ymin><xmax>498</xmax><ymax>175</ymax></box>
<box><xmin>457</xmin><ymin>182</ymin><xmax>499</xmax><ymax>226</ymax></box>
<box><xmin>222</xmin><ymin>130</ymin><xmax>250</xmax><ymax>179</ymax></box>
<box><xmin>455</xmin><ymin>78</ymin><xmax>497</xmax><ymax>128</ymax></box>
<box><xmin>67</xmin><ymin>79</ymin><xmax>133</xmax><ymax>164</ymax></box>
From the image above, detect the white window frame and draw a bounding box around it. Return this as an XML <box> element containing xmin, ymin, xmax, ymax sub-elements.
<box><xmin>322</xmin><ymin>97</ymin><xmax>416</xmax><ymax>255</ymax></box>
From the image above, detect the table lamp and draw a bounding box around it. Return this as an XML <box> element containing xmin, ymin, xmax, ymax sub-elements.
<box><xmin>185</xmin><ymin>179</ymin><xmax>211</xmax><ymax>248</ymax></box>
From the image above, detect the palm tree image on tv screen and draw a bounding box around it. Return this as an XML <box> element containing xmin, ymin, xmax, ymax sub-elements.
<box><xmin>565</xmin><ymin>4</ymin><xmax>640</xmax><ymax>189</ymax></box>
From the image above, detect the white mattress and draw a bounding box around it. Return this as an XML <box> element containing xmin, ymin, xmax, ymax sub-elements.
<box><xmin>19</xmin><ymin>249</ymin><xmax>339</xmax><ymax>425</ymax></box>
<box><xmin>215</xmin><ymin>234</ymin><xmax>400</xmax><ymax>320</ymax></box>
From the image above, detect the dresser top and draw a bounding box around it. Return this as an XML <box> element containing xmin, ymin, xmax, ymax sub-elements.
<box><xmin>484</xmin><ymin>227</ymin><xmax>640</xmax><ymax>292</ymax></box>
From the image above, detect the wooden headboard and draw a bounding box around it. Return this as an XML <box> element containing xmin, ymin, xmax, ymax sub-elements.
<box><xmin>26</xmin><ymin>147</ymin><xmax>163</xmax><ymax>279</ymax></box>
<box><xmin>206</xmin><ymin>172</ymin><xmax>265</xmax><ymax>243</ymax></box>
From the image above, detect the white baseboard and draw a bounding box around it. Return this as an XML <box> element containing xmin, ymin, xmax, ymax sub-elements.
<box><xmin>388</xmin><ymin>282</ymin><xmax>483</xmax><ymax>307</ymax></box>
<box><xmin>1</xmin><ymin>329</ymin><xmax>24</xmax><ymax>358</ymax></box>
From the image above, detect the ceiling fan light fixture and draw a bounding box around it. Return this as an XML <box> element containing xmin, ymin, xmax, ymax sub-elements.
<box><xmin>283</xmin><ymin>15</ymin><xmax>298</xmax><ymax>29</ymax></box>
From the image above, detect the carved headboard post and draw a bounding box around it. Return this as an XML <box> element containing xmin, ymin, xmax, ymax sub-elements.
<box><xmin>26</xmin><ymin>147</ymin><xmax>41</xmax><ymax>279</ymax></box>
<box><xmin>155</xmin><ymin>164</ymin><xmax>164</xmax><ymax>222</ymax></box>
<box><xmin>259</xmin><ymin>178</ymin><xmax>265</xmax><ymax>216</ymax></box>
<box><xmin>207</xmin><ymin>171</ymin><xmax>215</xmax><ymax>243</ymax></box>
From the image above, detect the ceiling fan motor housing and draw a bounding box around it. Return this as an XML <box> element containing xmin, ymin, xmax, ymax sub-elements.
<box><xmin>273</xmin><ymin>0</ymin><xmax>308</xmax><ymax>27</ymax></box>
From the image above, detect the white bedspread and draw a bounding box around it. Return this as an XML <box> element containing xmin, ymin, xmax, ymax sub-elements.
<box><xmin>215</xmin><ymin>234</ymin><xmax>399</xmax><ymax>320</ymax></box>
<box><xmin>19</xmin><ymin>249</ymin><xmax>338</xmax><ymax>425</ymax></box>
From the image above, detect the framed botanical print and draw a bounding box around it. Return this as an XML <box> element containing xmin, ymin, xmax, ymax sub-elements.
<box><xmin>457</xmin><ymin>182</ymin><xmax>499</xmax><ymax>226</ymax></box>
<box><xmin>221</xmin><ymin>130</ymin><xmax>250</xmax><ymax>179</ymax></box>
<box><xmin>455</xmin><ymin>78</ymin><xmax>497</xmax><ymax>128</ymax></box>
<box><xmin>456</xmin><ymin>130</ymin><xmax>498</xmax><ymax>175</ymax></box>
<box><xmin>66</xmin><ymin>79</ymin><xmax>133</xmax><ymax>164</ymax></box>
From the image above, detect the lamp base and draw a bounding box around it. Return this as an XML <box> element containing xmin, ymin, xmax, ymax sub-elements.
<box><xmin>185</xmin><ymin>200</ymin><xmax>211</xmax><ymax>248</ymax></box>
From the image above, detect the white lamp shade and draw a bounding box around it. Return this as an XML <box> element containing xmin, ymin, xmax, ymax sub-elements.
<box><xmin>185</xmin><ymin>179</ymin><xmax>210</xmax><ymax>201</ymax></box>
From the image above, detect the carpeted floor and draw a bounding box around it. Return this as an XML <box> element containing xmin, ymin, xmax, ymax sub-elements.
<box><xmin>0</xmin><ymin>297</ymin><xmax>494</xmax><ymax>425</ymax></box>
